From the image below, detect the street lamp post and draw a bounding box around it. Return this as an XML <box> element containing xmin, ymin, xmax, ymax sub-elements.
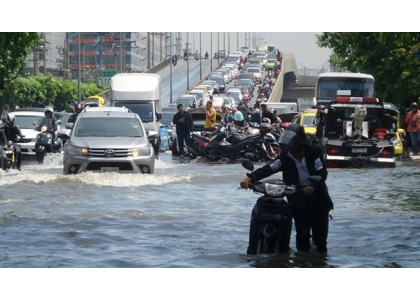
<box><xmin>199</xmin><ymin>32</ymin><xmax>202</xmax><ymax>80</ymax></box>
<box><xmin>77</xmin><ymin>32</ymin><xmax>81</xmax><ymax>103</ymax></box>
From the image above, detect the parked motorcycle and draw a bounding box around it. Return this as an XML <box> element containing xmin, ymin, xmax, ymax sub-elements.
<box><xmin>35</xmin><ymin>118</ymin><xmax>61</xmax><ymax>164</ymax></box>
<box><xmin>241</xmin><ymin>160</ymin><xmax>322</xmax><ymax>255</ymax></box>
<box><xmin>205</xmin><ymin>123</ymin><xmax>269</xmax><ymax>162</ymax></box>
<box><xmin>186</xmin><ymin>132</ymin><xmax>215</xmax><ymax>159</ymax></box>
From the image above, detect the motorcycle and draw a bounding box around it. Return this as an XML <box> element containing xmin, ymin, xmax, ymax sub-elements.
<box><xmin>172</xmin><ymin>58</ymin><xmax>177</xmax><ymax>66</ymax></box>
<box><xmin>204</xmin><ymin>53</ymin><xmax>209</xmax><ymax>59</ymax></box>
<box><xmin>195</xmin><ymin>54</ymin><xmax>199</xmax><ymax>61</ymax></box>
<box><xmin>205</xmin><ymin>123</ymin><xmax>269</xmax><ymax>162</ymax></box>
<box><xmin>35</xmin><ymin>118</ymin><xmax>61</xmax><ymax>164</ymax></box>
<box><xmin>241</xmin><ymin>160</ymin><xmax>322</xmax><ymax>255</ymax></box>
<box><xmin>0</xmin><ymin>138</ymin><xmax>23</xmax><ymax>171</ymax></box>
<box><xmin>184</xmin><ymin>54</ymin><xmax>188</xmax><ymax>61</ymax></box>
<box><xmin>186</xmin><ymin>131</ymin><xmax>215</xmax><ymax>159</ymax></box>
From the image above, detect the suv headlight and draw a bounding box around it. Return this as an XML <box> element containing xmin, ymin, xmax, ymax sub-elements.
<box><xmin>132</xmin><ymin>145</ymin><xmax>151</xmax><ymax>157</ymax></box>
<box><xmin>68</xmin><ymin>145</ymin><xmax>88</xmax><ymax>156</ymax></box>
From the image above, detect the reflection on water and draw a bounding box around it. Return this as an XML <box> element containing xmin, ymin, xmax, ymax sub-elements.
<box><xmin>1</xmin><ymin>152</ymin><xmax>420</xmax><ymax>268</ymax></box>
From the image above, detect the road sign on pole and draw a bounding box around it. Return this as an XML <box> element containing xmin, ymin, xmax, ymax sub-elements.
<box><xmin>98</xmin><ymin>70</ymin><xmax>117</xmax><ymax>87</ymax></box>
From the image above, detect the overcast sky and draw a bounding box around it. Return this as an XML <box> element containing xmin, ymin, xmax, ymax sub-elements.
<box><xmin>183</xmin><ymin>32</ymin><xmax>331</xmax><ymax>70</ymax></box>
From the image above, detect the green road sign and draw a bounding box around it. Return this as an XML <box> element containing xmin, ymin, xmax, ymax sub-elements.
<box><xmin>99</xmin><ymin>70</ymin><xmax>117</xmax><ymax>77</ymax></box>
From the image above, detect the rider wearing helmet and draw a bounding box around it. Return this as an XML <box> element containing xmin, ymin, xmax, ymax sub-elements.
<box><xmin>37</xmin><ymin>106</ymin><xmax>58</xmax><ymax>152</ymax></box>
<box><xmin>404</xmin><ymin>102</ymin><xmax>420</xmax><ymax>155</ymax></box>
<box><xmin>2</xmin><ymin>113</ymin><xmax>23</xmax><ymax>170</ymax></box>
<box><xmin>240</xmin><ymin>124</ymin><xmax>334</xmax><ymax>253</ymax></box>
<box><xmin>2</xmin><ymin>114</ymin><xmax>23</xmax><ymax>142</ymax></box>
<box><xmin>68</xmin><ymin>103</ymin><xmax>83</xmax><ymax>123</ymax></box>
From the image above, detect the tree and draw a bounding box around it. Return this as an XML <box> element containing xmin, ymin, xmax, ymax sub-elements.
<box><xmin>0</xmin><ymin>32</ymin><xmax>42</xmax><ymax>91</ymax></box>
<box><xmin>316</xmin><ymin>33</ymin><xmax>420</xmax><ymax>108</ymax></box>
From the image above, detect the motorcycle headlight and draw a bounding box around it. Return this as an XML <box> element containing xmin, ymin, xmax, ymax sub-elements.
<box><xmin>265</xmin><ymin>183</ymin><xmax>286</xmax><ymax>197</ymax></box>
<box><xmin>68</xmin><ymin>145</ymin><xmax>88</xmax><ymax>156</ymax></box>
<box><xmin>41</xmin><ymin>125</ymin><xmax>48</xmax><ymax>133</ymax></box>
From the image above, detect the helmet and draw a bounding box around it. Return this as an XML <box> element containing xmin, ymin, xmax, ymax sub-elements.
<box><xmin>44</xmin><ymin>106</ymin><xmax>54</xmax><ymax>113</ymax></box>
<box><xmin>6</xmin><ymin>113</ymin><xmax>15</xmax><ymax>126</ymax></box>
<box><xmin>262</xmin><ymin>117</ymin><xmax>271</xmax><ymax>124</ymax></box>
<box><xmin>75</xmin><ymin>103</ymin><xmax>83</xmax><ymax>114</ymax></box>
<box><xmin>410</xmin><ymin>102</ymin><xmax>418</xmax><ymax>109</ymax></box>
<box><xmin>279</xmin><ymin>123</ymin><xmax>306</xmax><ymax>150</ymax></box>
<box><xmin>317</xmin><ymin>104</ymin><xmax>326</xmax><ymax>111</ymax></box>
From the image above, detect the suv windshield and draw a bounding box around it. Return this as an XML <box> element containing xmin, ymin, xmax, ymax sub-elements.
<box><xmin>74</xmin><ymin>117</ymin><xmax>144</xmax><ymax>137</ymax></box>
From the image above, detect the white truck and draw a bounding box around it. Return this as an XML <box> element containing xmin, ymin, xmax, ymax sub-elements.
<box><xmin>109</xmin><ymin>73</ymin><xmax>162</xmax><ymax>155</ymax></box>
<box><xmin>256</xmin><ymin>44</ymin><xmax>268</xmax><ymax>53</ymax></box>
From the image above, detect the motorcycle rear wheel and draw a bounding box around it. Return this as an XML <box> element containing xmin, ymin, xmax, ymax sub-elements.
<box><xmin>265</xmin><ymin>145</ymin><xmax>282</xmax><ymax>161</ymax></box>
<box><xmin>205</xmin><ymin>148</ymin><xmax>222</xmax><ymax>162</ymax></box>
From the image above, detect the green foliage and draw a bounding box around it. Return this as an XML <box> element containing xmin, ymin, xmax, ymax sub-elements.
<box><xmin>0</xmin><ymin>75</ymin><xmax>108</xmax><ymax>111</ymax></box>
<box><xmin>0</xmin><ymin>32</ymin><xmax>43</xmax><ymax>90</ymax></box>
<box><xmin>316</xmin><ymin>32</ymin><xmax>420</xmax><ymax>107</ymax></box>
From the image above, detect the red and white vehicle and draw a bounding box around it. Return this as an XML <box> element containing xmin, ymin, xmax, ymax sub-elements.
<box><xmin>323</xmin><ymin>95</ymin><xmax>396</xmax><ymax>168</ymax></box>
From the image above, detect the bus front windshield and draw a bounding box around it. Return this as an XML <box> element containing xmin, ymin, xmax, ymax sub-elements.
<box><xmin>317</xmin><ymin>77</ymin><xmax>375</xmax><ymax>99</ymax></box>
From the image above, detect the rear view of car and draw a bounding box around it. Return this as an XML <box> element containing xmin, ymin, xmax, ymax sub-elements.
<box><xmin>63</xmin><ymin>107</ymin><xmax>155</xmax><ymax>174</ymax></box>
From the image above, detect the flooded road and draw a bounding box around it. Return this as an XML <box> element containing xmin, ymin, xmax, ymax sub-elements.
<box><xmin>1</xmin><ymin>153</ymin><xmax>420</xmax><ymax>268</ymax></box>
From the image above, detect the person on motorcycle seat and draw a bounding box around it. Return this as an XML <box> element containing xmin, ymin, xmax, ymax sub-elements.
<box><xmin>38</xmin><ymin>106</ymin><xmax>58</xmax><ymax>152</ymax></box>
<box><xmin>2</xmin><ymin>114</ymin><xmax>23</xmax><ymax>143</ymax></box>
<box><xmin>68</xmin><ymin>103</ymin><xmax>83</xmax><ymax>123</ymax></box>
<box><xmin>2</xmin><ymin>113</ymin><xmax>23</xmax><ymax>170</ymax></box>
<box><xmin>172</xmin><ymin>55</ymin><xmax>177</xmax><ymax>63</ymax></box>
<box><xmin>240</xmin><ymin>124</ymin><xmax>334</xmax><ymax>253</ymax></box>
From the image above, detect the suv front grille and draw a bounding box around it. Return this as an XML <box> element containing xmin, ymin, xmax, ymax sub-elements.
<box><xmin>89</xmin><ymin>148</ymin><xmax>131</xmax><ymax>157</ymax></box>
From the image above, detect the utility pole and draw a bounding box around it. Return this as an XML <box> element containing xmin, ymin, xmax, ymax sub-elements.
<box><xmin>43</xmin><ymin>36</ymin><xmax>46</xmax><ymax>75</ymax></box>
<box><xmin>33</xmin><ymin>48</ymin><xmax>38</xmax><ymax>76</ymax></box>
<box><xmin>147</xmin><ymin>32</ymin><xmax>151</xmax><ymax>71</ymax></box>
<box><xmin>169</xmin><ymin>32</ymin><xmax>173</xmax><ymax>104</ymax></box>
<box><xmin>199</xmin><ymin>32</ymin><xmax>202</xmax><ymax>80</ymax></box>
<box><xmin>77</xmin><ymin>32</ymin><xmax>81</xmax><ymax>102</ymax></box>
<box><xmin>210</xmin><ymin>32</ymin><xmax>213</xmax><ymax>71</ymax></box>
<box><xmin>120</xmin><ymin>32</ymin><xmax>123</xmax><ymax>73</ymax></box>
<box><xmin>187</xmin><ymin>32</ymin><xmax>190</xmax><ymax>90</ymax></box>
<box><xmin>237</xmin><ymin>32</ymin><xmax>239</xmax><ymax>50</ymax></box>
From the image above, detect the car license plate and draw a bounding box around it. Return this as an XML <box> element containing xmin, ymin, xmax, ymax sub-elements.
<box><xmin>100</xmin><ymin>167</ymin><xmax>119</xmax><ymax>173</ymax></box>
<box><xmin>352</xmin><ymin>148</ymin><xmax>367</xmax><ymax>153</ymax></box>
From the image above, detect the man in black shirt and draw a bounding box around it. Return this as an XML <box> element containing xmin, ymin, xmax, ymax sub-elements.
<box><xmin>172</xmin><ymin>104</ymin><xmax>194</xmax><ymax>158</ymax></box>
<box><xmin>260</xmin><ymin>103</ymin><xmax>278</xmax><ymax>125</ymax></box>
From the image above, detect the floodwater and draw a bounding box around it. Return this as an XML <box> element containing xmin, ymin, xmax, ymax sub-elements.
<box><xmin>1</xmin><ymin>153</ymin><xmax>420</xmax><ymax>268</ymax></box>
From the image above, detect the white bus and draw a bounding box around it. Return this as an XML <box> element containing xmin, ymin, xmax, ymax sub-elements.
<box><xmin>315</xmin><ymin>72</ymin><xmax>375</xmax><ymax>108</ymax></box>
